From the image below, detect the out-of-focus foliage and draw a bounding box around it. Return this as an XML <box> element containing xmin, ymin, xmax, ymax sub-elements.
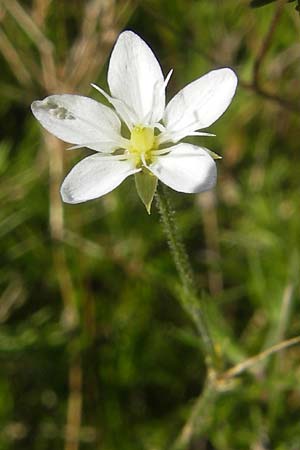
<box><xmin>1</xmin><ymin>1</ymin><xmax>300</xmax><ymax>449</ymax></box>
<box><xmin>250</xmin><ymin>0</ymin><xmax>296</xmax><ymax>9</ymax></box>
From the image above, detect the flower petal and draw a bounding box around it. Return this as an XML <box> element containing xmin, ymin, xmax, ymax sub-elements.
<box><xmin>31</xmin><ymin>94</ymin><xmax>122</xmax><ymax>152</ymax></box>
<box><xmin>107</xmin><ymin>31</ymin><xmax>165</xmax><ymax>124</ymax></box>
<box><xmin>149</xmin><ymin>143</ymin><xmax>217</xmax><ymax>193</ymax></box>
<box><xmin>163</xmin><ymin>68</ymin><xmax>238</xmax><ymax>142</ymax></box>
<box><xmin>91</xmin><ymin>83</ymin><xmax>137</xmax><ymax>130</ymax></box>
<box><xmin>61</xmin><ymin>154</ymin><xmax>140</xmax><ymax>203</ymax></box>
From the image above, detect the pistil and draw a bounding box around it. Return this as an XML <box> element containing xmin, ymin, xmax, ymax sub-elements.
<box><xmin>128</xmin><ymin>126</ymin><xmax>156</xmax><ymax>166</ymax></box>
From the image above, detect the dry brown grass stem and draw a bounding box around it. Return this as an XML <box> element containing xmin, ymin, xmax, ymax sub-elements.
<box><xmin>32</xmin><ymin>0</ymin><xmax>53</xmax><ymax>27</ymax></box>
<box><xmin>241</xmin><ymin>79</ymin><xmax>300</xmax><ymax>114</ymax></box>
<box><xmin>244</xmin><ymin>0</ymin><xmax>300</xmax><ymax>115</ymax></box>
<box><xmin>63</xmin><ymin>0</ymin><xmax>106</xmax><ymax>89</ymax></box>
<box><xmin>222</xmin><ymin>335</ymin><xmax>300</xmax><ymax>379</ymax></box>
<box><xmin>65</xmin><ymin>360</ymin><xmax>83</xmax><ymax>450</ymax></box>
<box><xmin>0</xmin><ymin>0</ymin><xmax>51</xmax><ymax>47</ymax></box>
<box><xmin>0</xmin><ymin>1</ymin><xmax>134</xmax><ymax>448</ymax></box>
<box><xmin>253</xmin><ymin>0</ymin><xmax>287</xmax><ymax>87</ymax></box>
<box><xmin>173</xmin><ymin>334</ymin><xmax>300</xmax><ymax>449</ymax></box>
<box><xmin>0</xmin><ymin>1</ymin><xmax>124</xmax><ymax>446</ymax></box>
<box><xmin>45</xmin><ymin>135</ymin><xmax>64</xmax><ymax>241</ymax></box>
<box><xmin>142</xmin><ymin>0</ymin><xmax>300</xmax><ymax>116</ymax></box>
<box><xmin>0</xmin><ymin>0</ymin><xmax>57</xmax><ymax>91</ymax></box>
<box><xmin>45</xmin><ymin>134</ymin><xmax>79</xmax><ymax>331</ymax></box>
<box><xmin>0</xmin><ymin>28</ymin><xmax>31</xmax><ymax>86</ymax></box>
<box><xmin>63</xmin><ymin>0</ymin><xmax>130</xmax><ymax>91</ymax></box>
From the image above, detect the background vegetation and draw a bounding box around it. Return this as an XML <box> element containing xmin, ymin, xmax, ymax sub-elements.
<box><xmin>1</xmin><ymin>0</ymin><xmax>300</xmax><ymax>449</ymax></box>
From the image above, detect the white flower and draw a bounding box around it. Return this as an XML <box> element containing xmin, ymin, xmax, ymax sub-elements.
<box><xmin>31</xmin><ymin>31</ymin><xmax>237</xmax><ymax>212</ymax></box>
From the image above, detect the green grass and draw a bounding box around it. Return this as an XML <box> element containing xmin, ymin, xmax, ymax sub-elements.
<box><xmin>1</xmin><ymin>1</ymin><xmax>300</xmax><ymax>449</ymax></box>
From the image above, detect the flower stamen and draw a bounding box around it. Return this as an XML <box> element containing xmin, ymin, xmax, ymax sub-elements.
<box><xmin>128</xmin><ymin>125</ymin><xmax>156</xmax><ymax>167</ymax></box>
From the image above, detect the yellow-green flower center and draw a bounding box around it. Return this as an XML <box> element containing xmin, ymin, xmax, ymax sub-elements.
<box><xmin>128</xmin><ymin>126</ymin><xmax>156</xmax><ymax>166</ymax></box>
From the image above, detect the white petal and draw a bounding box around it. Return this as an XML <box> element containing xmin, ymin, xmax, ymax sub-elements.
<box><xmin>163</xmin><ymin>68</ymin><xmax>238</xmax><ymax>142</ymax></box>
<box><xmin>107</xmin><ymin>31</ymin><xmax>165</xmax><ymax>124</ymax></box>
<box><xmin>149</xmin><ymin>143</ymin><xmax>217</xmax><ymax>193</ymax></box>
<box><xmin>31</xmin><ymin>94</ymin><xmax>122</xmax><ymax>152</ymax></box>
<box><xmin>91</xmin><ymin>83</ymin><xmax>137</xmax><ymax>130</ymax></box>
<box><xmin>61</xmin><ymin>154</ymin><xmax>140</xmax><ymax>203</ymax></box>
<box><xmin>157</xmin><ymin>130</ymin><xmax>215</xmax><ymax>146</ymax></box>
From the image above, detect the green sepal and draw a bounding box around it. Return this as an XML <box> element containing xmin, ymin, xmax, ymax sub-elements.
<box><xmin>206</xmin><ymin>149</ymin><xmax>222</xmax><ymax>160</ymax></box>
<box><xmin>135</xmin><ymin>170</ymin><xmax>158</xmax><ymax>214</ymax></box>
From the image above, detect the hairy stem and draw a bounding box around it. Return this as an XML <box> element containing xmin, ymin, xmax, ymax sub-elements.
<box><xmin>155</xmin><ymin>184</ymin><xmax>219</xmax><ymax>370</ymax></box>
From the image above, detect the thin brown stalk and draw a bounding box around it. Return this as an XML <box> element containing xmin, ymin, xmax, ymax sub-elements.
<box><xmin>172</xmin><ymin>335</ymin><xmax>300</xmax><ymax>449</ymax></box>
<box><xmin>45</xmin><ymin>134</ymin><xmax>78</xmax><ymax>331</ymax></box>
<box><xmin>46</xmin><ymin>135</ymin><xmax>64</xmax><ymax>242</ymax></box>
<box><xmin>142</xmin><ymin>0</ymin><xmax>300</xmax><ymax>116</ymax></box>
<box><xmin>0</xmin><ymin>0</ymin><xmax>48</xmax><ymax>46</ymax></box>
<box><xmin>0</xmin><ymin>0</ymin><xmax>57</xmax><ymax>91</ymax></box>
<box><xmin>32</xmin><ymin>0</ymin><xmax>53</xmax><ymax>27</ymax></box>
<box><xmin>0</xmin><ymin>1</ymin><xmax>136</xmax><ymax>448</ymax></box>
<box><xmin>65</xmin><ymin>359</ymin><xmax>83</xmax><ymax>450</ymax></box>
<box><xmin>64</xmin><ymin>0</ymin><xmax>118</xmax><ymax>90</ymax></box>
<box><xmin>222</xmin><ymin>335</ymin><xmax>300</xmax><ymax>379</ymax></box>
<box><xmin>82</xmin><ymin>0</ymin><xmax>136</xmax><ymax>90</ymax></box>
<box><xmin>63</xmin><ymin>0</ymin><xmax>104</xmax><ymax>85</ymax></box>
<box><xmin>253</xmin><ymin>0</ymin><xmax>287</xmax><ymax>87</ymax></box>
<box><xmin>246</xmin><ymin>0</ymin><xmax>300</xmax><ymax>115</ymax></box>
<box><xmin>0</xmin><ymin>28</ymin><xmax>31</xmax><ymax>86</ymax></box>
<box><xmin>240</xmin><ymin>79</ymin><xmax>300</xmax><ymax>114</ymax></box>
<box><xmin>46</xmin><ymin>135</ymin><xmax>80</xmax><ymax>449</ymax></box>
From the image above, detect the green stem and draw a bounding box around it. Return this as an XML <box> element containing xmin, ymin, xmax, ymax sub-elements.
<box><xmin>172</xmin><ymin>379</ymin><xmax>217</xmax><ymax>450</ymax></box>
<box><xmin>155</xmin><ymin>184</ymin><xmax>219</xmax><ymax>370</ymax></box>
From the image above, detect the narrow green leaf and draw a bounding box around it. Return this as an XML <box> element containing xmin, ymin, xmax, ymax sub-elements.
<box><xmin>135</xmin><ymin>171</ymin><xmax>158</xmax><ymax>214</ymax></box>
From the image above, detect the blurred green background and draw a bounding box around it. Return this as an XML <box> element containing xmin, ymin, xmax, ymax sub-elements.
<box><xmin>1</xmin><ymin>0</ymin><xmax>300</xmax><ymax>449</ymax></box>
